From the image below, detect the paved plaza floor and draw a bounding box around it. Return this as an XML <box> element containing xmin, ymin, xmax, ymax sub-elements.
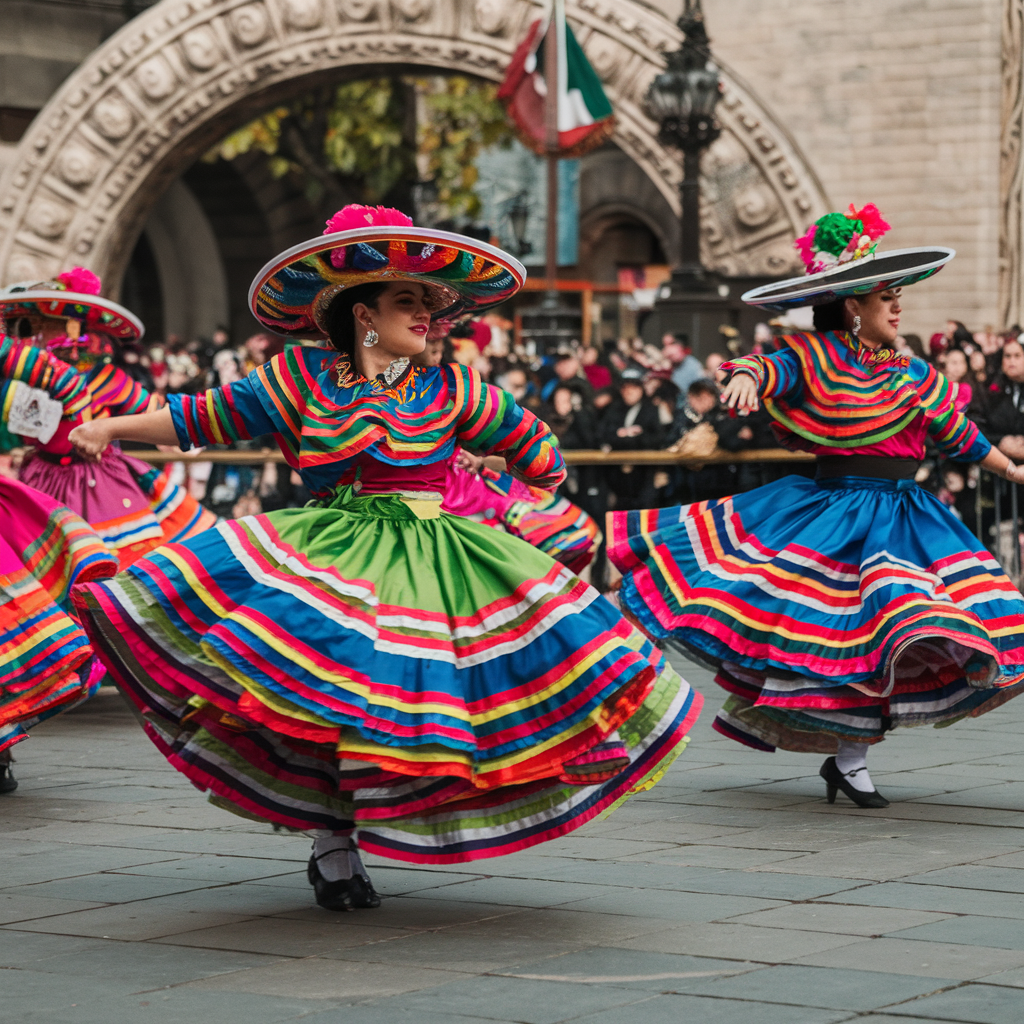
<box><xmin>2</xmin><ymin>653</ymin><xmax>1024</xmax><ymax>1023</ymax></box>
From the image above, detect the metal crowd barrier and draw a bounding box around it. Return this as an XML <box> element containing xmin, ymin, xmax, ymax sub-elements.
<box><xmin>980</xmin><ymin>470</ymin><xmax>1022</xmax><ymax>583</ymax></box>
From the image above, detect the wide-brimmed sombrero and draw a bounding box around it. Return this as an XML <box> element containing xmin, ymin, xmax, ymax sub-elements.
<box><xmin>249</xmin><ymin>205</ymin><xmax>526</xmax><ymax>340</ymax></box>
<box><xmin>742</xmin><ymin>203</ymin><xmax>954</xmax><ymax>312</ymax></box>
<box><xmin>0</xmin><ymin>266</ymin><xmax>144</xmax><ymax>342</ymax></box>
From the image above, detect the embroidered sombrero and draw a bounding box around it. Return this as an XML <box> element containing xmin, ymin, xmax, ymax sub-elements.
<box><xmin>0</xmin><ymin>267</ymin><xmax>144</xmax><ymax>342</ymax></box>
<box><xmin>742</xmin><ymin>203</ymin><xmax>955</xmax><ymax>312</ymax></box>
<box><xmin>248</xmin><ymin>205</ymin><xmax>526</xmax><ymax>340</ymax></box>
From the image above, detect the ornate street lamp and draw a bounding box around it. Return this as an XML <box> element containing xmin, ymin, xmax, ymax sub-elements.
<box><xmin>641</xmin><ymin>0</ymin><xmax>730</xmax><ymax>353</ymax></box>
<box><xmin>503</xmin><ymin>191</ymin><xmax>533</xmax><ymax>259</ymax></box>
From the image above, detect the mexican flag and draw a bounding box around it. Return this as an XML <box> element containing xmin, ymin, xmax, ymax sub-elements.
<box><xmin>497</xmin><ymin>1</ymin><xmax>615</xmax><ymax>158</ymax></box>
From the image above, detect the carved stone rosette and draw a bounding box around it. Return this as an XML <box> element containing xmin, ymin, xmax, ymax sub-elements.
<box><xmin>0</xmin><ymin>0</ymin><xmax>829</xmax><ymax>293</ymax></box>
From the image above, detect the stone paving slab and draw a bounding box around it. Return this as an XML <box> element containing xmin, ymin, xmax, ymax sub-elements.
<box><xmin>2</xmin><ymin>655</ymin><xmax>1024</xmax><ymax>1023</ymax></box>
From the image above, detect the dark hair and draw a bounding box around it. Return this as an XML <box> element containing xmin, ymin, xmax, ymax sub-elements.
<box><xmin>688</xmin><ymin>378</ymin><xmax>719</xmax><ymax>401</ymax></box>
<box><xmin>902</xmin><ymin>333</ymin><xmax>925</xmax><ymax>358</ymax></box>
<box><xmin>321</xmin><ymin>282</ymin><xmax>388</xmax><ymax>356</ymax></box>
<box><xmin>812</xmin><ymin>298</ymin><xmax>848</xmax><ymax>332</ymax></box>
<box><xmin>951</xmin><ymin>325</ymin><xmax>974</xmax><ymax>349</ymax></box>
<box><xmin>653</xmin><ymin>379</ymin><xmax>681</xmax><ymax>404</ymax></box>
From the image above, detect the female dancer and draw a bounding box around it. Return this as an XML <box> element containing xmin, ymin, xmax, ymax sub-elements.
<box><xmin>0</xmin><ymin>450</ymin><xmax>116</xmax><ymax>790</ymax></box>
<box><xmin>0</xmin><ymin>268</ymin><xmax>215</xmax><ymax>569</ymax></box>
<box><xmin>608</xmin><ymin>204</ymin><xmax>1024</xmax><ymax>807</ymax></box>
<box><xmin>415</xmin><ymin>327</ymin><xmax>600</xmax><ymax>574</ymax></box>
<box><xmin>69</xmin><ymin>206</ymin><xmax>701</xmax><ymax>909</ymax></box>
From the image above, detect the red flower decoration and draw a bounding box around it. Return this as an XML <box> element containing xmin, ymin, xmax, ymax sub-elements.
<box><xmin>846</xmin><ymin>203</ymin><xmax>891</xmax><ymax>241</ymax></box>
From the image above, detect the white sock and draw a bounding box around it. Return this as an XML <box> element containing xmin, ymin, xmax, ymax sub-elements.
<box><xmin>312</xmin><ymin>835</ymin><xmax>359</xmax><ymax>882</ymax></box>
<box><xmin>835</xmin><ymin>740</ymin><xmax>874</xmax><ymax>792</ymax></box>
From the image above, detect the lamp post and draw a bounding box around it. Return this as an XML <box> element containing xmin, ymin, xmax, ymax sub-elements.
<box><xmin>642</xmin><ymin>0</ymin><xmax>731</xmax><ymax>356</ymax></box>
<box><xmin>504</xmin><ymin>191</ymin><xmax>533</xmax><ymax>259</ymax></box>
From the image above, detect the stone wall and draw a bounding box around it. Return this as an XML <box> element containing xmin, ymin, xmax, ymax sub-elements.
<box><xmin>0</xmin><ymin>0</ymin><xmax>1014</xmax><ymax>341</ymax></box>
<box><xmin>0</xmin><ymin>1</ymin><xmax>122</xmax><ymax>110</ymax></box>
<box><xmin>699</xmin><ymin>0</ymin><xmax>1005</xmax><ymax>336</ymax></box>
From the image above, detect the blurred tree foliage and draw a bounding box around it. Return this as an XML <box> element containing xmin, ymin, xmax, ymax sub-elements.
<box><xmin>204</xmin><ymin>76</ymin><xmax>512</xmax><ymax>224</ymax></box>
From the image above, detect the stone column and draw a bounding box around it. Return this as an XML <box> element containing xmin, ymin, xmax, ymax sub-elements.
<box><xmin>1001</xmin><ymin>0</ymin><xmax>1024</xmax><ymax>329</ymax></box>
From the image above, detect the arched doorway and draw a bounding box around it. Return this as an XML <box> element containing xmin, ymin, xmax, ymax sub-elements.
<box><xmin>0</xmin><ymin>0</ymin><xmax>829</xmax><ymax>305</ymax></box>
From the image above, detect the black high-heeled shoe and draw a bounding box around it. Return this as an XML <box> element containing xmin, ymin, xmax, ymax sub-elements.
<box><xmin>307</xmin><ymin>852</ymin><xmax>381</xmax><ymax>911</ymax></box>
<box><xmin>0</xmin><ymin>761</ymin><xmax>17</xmax><ymax>794</ymax></box>
<box><xmin>820</xmin><ymin>756</ymin><xmax>889</xmax><ymax>808</ymax></box>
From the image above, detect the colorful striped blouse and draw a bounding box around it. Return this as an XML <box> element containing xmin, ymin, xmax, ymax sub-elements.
<box><xmin>722</xmin><ymin>331</ymin><xmax>991</xmax><ymax>462</ymax></box>
<box><xmin>0</xmin><ymin>335</ymin><xmax>163</xmax><ymax>453</ymax></box>
<box><xmin>0</xmin><ymin>335</ymin><xmax>90</xmax><ymax>420</ymax></box>
<box><xmin>169</xmin><ymin>346</ymin><xmax>565</xmax><ymax>497</ymax></box>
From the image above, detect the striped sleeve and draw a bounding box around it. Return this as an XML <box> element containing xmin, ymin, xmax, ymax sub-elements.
<box><xmin>88</xmin><ymin>364</ymin><xmax>163</xmax><ymax>415</ymax></box>
<box><xmin>450</xmin><ymin>364</ymin><xmax>565</xmax><ymax>490</ymax></box>
<box><xmin>0</xmin><ymin>335</ymin><xmax>90</xmax><ymax>417</ymax></box>
<box><xmin>168</xmin><ymin>351</ymin><xmax>300</xmax><ymax>450</ymax></box>
<box><xmin>721</xmin><ymin>349</ymin><xmax>802</xmax><ymax>399</ymax></box>
<box><xmin>919</xmin><ymin>363</ymin><xmax>991</xmax><ymax>461</ymax></box>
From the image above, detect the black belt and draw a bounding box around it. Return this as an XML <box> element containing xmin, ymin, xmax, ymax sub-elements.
<box><xmin>815</xmin><ymin>455</ymin><xmax>920</xmax><ymax>481</ymax></box>
<box><xmin>27</xmin><ymin>448</ymin><xmax>83</xmax><ymax>466</ymax></box>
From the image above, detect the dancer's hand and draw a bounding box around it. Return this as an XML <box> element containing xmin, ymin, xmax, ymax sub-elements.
<box><xmin>720</xmin><ymin>374</ymin><xmax>760</xmax><ymax>413</ymax></box>
<box><xmin>456</xmin><ymin>451</ymin><xmax>484</xmax><ymax>474</ymax></box>
<box><xmin>69</xmin><ymin>420</ymin><xmax>112</xmax><ymax>461</ymax></box>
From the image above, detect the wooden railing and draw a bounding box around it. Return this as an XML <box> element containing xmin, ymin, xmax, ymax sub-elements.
<box><xmin>127</xmin><ymin>447</ymin><xmax>818</xmax><ymax>467</ymax></box>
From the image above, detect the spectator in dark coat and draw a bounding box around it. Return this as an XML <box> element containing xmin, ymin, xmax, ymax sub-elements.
<box><xmin>540</xmin><ymin>353</ymin><xmax>595</xmax><ymax>406</ymax></box>
<box><xmin>979</xmin><ymin>338</ymin><xmax>1024</xmax><ymax>462</ymax></box>
<box><xmin>599</xmin><ymin>368</ymin><xmax>665</xmax><ymax>510</ymax></box>
<box><xmin>543</xmin><ymin>384</ymin><xmax>607</xmax><ymax>571</ymax></box>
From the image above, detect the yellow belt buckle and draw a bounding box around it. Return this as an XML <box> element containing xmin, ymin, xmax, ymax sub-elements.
<box><xmin>400</xmin><ymin>498</ymin><xmax>442</xmax><ymax>520</ymax></box>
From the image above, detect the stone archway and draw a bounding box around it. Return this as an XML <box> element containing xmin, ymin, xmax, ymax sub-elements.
<box><xmin>0</xmin><ymin>0</ymin><xmax>830</xmax><ymax>294</ymax></box>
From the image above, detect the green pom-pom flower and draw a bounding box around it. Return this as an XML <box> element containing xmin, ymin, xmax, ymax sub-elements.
<box><xmin>813</xmin><ymin>212</ymin><xmax>862</xmax><ymax>256</ymax></box>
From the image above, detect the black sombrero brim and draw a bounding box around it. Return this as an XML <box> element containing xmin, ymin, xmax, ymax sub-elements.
<box><xmin>741</xmin><ymin>247</ymin><xmax>955</xmax><ymax>312</ymax></box>
<box><xmin>248</xmin><ymin>226</ymin><xmax>526</xmax><ymax>340</ymax></box>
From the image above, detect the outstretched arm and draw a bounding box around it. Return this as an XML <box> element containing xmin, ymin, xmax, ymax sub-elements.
<box><xmin>69</xmin><ymin>407</ymin><xmax>177</xmax><ymax>460</ymax></box>
<box><xmin>981</xmin><ymin>445</ymin><xmax>1024</xmax><ymax>484</ymax></box>
<box><xmin>718</xmin><ymin>349</ymin><xmax>803</xmax><ymax>413</ymax></box>
<box><xmin>453</xmin><ymin>365</ymin><xmax>565</xmax><ymax>490</ymax></box>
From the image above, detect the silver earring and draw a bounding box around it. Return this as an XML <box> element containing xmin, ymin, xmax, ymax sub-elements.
<box><xmin>852</xmin><ymin>315</ymin><xmax>862</xmax><ymax>336</ymax></box>
<box><xmin>362</xmin><ymin>328</ymin><xmax>379</xmax><ymax>348</ymax></box>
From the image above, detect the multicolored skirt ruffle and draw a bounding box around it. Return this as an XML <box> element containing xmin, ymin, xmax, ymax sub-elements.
<box><xmin>608</xmin><ymin>474</ymin><xmax>1024</xmax><ymax>753</ymax></box>
<box><xmin>22</xmin><ymin>448</ymin><xmax>216</xmax><ymax>570</ymax></box>
<box><xmin>0</xmin><ymin>478</ymin><xmax>117</xmax><ymax>751</ymax></box>
<box><xmin>479</xmin><ymin>468</ymin><xmax>600</xmax><ymax>574</ymax></box>
<box><xmin>73</xmin><ymin>489</ymin><xmax>700</xmax><ymax>862</ymax></box>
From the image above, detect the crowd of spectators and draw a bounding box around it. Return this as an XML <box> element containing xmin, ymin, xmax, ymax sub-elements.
<box><xmin>451</xmin><ymin>315</ymin><xmax>1024</xmax><ymax>574</ymax></box>
<box><xmin>909</xmin><ymin>320</ymin><xmax>1024</xmax><ymax>538</ymax></box>
<box><xmin>83</xmin><ymin>312</ymin><xmax>1024</xmax><ymax>564</ymax></box>
<box><xmin>115</xmin><ymin>327</ymin><xmax>305</xmax><ymax>518</ymax></box>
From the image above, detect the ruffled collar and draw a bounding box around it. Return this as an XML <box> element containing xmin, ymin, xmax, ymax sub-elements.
<box><xmin>332</xmin><ymin>354</ymin><xmax>413</xmax><ymax>392</ymax></box>
<box><xmin>841</xmin><ymin>332</ymin><xmax>910</xmax><ymax>369</ymax></box>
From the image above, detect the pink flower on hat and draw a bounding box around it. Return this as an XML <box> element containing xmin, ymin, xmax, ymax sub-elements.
<box><xmin>56</xmin><ymin>267</ymin><xmax>101</xmax><ymax>295</ymax></box>
<box><xmin>324</xmin><ymin>205</ymin><xmax>413</xmax><ymax>235</ymax></box>
<box><xmin>794</xmin><ymin>224</ymin><xmax>818</xmax><ymax>272</ymax></box>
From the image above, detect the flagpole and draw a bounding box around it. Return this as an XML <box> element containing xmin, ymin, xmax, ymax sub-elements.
<box><xmin>543</xmin><ymin>0</ymin><xmax>560</xmax><ymax>305</ymax></box>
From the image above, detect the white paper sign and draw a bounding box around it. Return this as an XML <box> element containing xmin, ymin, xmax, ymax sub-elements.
<box><xmin>7</xmin><ymin>382</ymin><xmax>63</xmax><ymax>444</ymax></box>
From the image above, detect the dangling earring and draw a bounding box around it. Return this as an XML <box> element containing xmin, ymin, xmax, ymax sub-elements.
<box><xmin>362</xmin><ymin>325</ymin><xmax>379</xmax><ymax>348</ymax></box>
<box><xmin>852</xmin><ymin>315</ymin><xmax>862</xmax><ymax>337</ymax></box>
